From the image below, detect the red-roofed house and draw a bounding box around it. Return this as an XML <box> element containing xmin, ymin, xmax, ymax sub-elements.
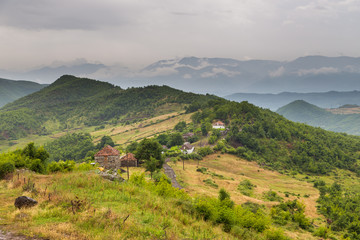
<box><xmin>212</xmin><ymin>121</ymin><xmax>225</xmax><ymax>129</ymax></box>
<box><xmin>120</xmin><ymin>153</ymin><xmax>138</xmax><ymax>167</ymax></box>
<box><xmin>94</xmin><ymin>145</ymin><xmax>120</xmax><ymax>169</ymax></box>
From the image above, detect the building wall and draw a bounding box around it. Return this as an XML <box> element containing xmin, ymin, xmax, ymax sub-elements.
<box><xmin>213</xmin><ymin>125</ymin><xmax>225</xmax><ymax>129</ymax></box>
<box><xmin>121</xmin><ymin>160</ymin><xmax>138</xmax><ymax>167</ymax></box>
<box><xmin>95</xmin><ymin>155</ymin><xmax>120</xmax><ymax>169</ymax></box>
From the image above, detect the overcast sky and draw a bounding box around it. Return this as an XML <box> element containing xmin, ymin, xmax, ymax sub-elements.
<box><xmin>0</xmin><ymin>0</ymin><xmax>359</xmax><ymax>71</ymax></box>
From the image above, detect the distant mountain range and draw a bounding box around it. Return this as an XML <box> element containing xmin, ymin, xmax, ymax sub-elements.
<box><xmin>0</xmin><ymin>78</ymin><xmax>47</xmax><ymax>107</ymax></box>
<box><xmin>277</xmin><ymin>100</ymin><xmax>360</xmax><ymax>135</ymax></box>
<box><xmin>225</xmin><ymin>90</ymin><xmax>360</xmax><ymax>111</ymax></box>
<box><xmin>1</xmin><ymin>55</ymin><xmax>360</xmax><ymax>95</ymax></box>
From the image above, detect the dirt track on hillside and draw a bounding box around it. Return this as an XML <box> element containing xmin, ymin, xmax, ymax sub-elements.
<box><xmin>163</xmin><ymin>159</ymin><xmax>183</xmax><ymax>189</ymax></box>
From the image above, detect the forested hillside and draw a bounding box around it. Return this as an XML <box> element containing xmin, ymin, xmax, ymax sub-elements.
<box><xmin>0</xmin><ymin>75</ymin><xmax>217</xmax><ymax>140</ymax></box>
<box><xmin>187</xmin><ymin>99</ymin><xmax>360</xmax><ymax>175</ymax></box>
<box><xmin>277</xmin><ymin>100</ymin><xmax>360</xmax><ymax>135</ymax></box>
<box><xmin>0</xmin><ymin>78</ymin><xmax>46</xmax><ymax>107</ymax></box>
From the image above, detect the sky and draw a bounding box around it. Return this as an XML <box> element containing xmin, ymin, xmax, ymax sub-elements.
<box><xmin>0</xmin><ymin>0</ymin><xmax>359</xmax><ymax>71</ymax></box>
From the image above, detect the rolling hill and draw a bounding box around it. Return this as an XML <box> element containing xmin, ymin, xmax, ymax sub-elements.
<box><xmin>277</xmin><ymin>100</ymin><xmax>360</xmax><ymax>135</ymax></box>
<box><xmin>0</xmin><ymin>78</ymin><xmax>46</xmax><ymax>107</ymax></box>
<box><xmin>0</xmin><ymin>75</ymin><xmax>217</xmax><ymax>140</ymax></box>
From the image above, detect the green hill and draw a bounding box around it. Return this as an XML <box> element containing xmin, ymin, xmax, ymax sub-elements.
<box><xmin>277</xmin><ymin>100</ymin><xmax>360</xmax><ymax>135</ymax></box>
<box><xmin>0</xmin><ymin>75</ymin><xmax>216</xmax><ymax>140</ymax></box>
<box><xmin>0</xmin><ymin>78</ymin><xmax>46</xmax><ymax>107</ymax></box>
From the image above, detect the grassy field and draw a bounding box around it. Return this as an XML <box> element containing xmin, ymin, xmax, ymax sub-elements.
<box><xmin>0</xmin><ymin>168</ymin><xmax>233</xmax><ymax>240</ymax></box>
<box><xmin>169</xmin><ymin>154</ymin><xmax>325</xmax><ymax>239</ymax></box>
<box><xmin>0</xmin><ymin>111</ymin><xmax>192</xmax><ymax>153</ymax></box>
<box><xmin>170</xmin><ymin>154</ymin><xmax>320</xmax><ymax>217</ymax></box>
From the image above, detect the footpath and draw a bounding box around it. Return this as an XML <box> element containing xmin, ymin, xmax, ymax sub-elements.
<box><xmin>163</xmin><ymin>159</ymin><xmax>183</xmax><ymax>189</ymax></box>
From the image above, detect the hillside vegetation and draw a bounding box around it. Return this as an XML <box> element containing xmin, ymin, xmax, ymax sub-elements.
<box><xmin>277</xmin><ymin>100</ymin><xmax>360</xmax><ymax>135</ymax></box>
<box><xmin>0</xmin><ymin>75</ymin><xmax>217</xmax><ymax>140</ymax></box>
<box><xmin>0</xmin><ymin>78</ymin><xmax>46</xmax><ymax>108</ymax></box>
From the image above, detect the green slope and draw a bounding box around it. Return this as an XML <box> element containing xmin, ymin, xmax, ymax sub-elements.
<box><xmin>277</xmin><ymin>100</ymin><xmax>360</xmax><ymax>135</ymax></box>
<box><xmin>0</xmin><ymin>75</ymin><xmax>217</xmax><ymax>140</ymax></box>
<box><xmin>0</xmin><ymin>78</ymin><xmax>46</xmax><ymax>107</ymax></box>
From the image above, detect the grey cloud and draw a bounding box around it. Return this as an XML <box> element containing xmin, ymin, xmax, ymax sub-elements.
<box><xmin>0</xmin><ymin>0</ymin><xmax>131</xmax><ymax>30</ymax></box>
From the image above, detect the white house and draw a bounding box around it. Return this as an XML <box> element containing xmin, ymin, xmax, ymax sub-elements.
<box><xmin>181</xmin><ymin>142</ymin><xmax>195</xmax><ymax>154</ymax></box>
<box><xmin>212</xmin><ymin>121</ymin><xmax>225</xmax><ymax>129</ymax></box>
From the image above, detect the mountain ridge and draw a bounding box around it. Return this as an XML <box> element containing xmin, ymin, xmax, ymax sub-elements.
<box><xmin>0</xmin><ymin>75</ymin><xmax>217</xmax><ymax>140</ymax></box>
<box><xmin>3</xmin><ymin>55</ymin><xmax>360</xmax><ymax>95</ymax></box>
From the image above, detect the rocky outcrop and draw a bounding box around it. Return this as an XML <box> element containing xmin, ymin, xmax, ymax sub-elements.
<box><xmin>14</xmin><ymin>196</ymin><xmax>37</xmax><ymax>209</ymax></box>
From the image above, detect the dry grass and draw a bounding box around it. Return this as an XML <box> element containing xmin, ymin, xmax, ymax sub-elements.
<box><xmin>92</xmin><ymin>112</ymin><xmax>192</xmax><ymax>146</ymax></box>
<box><xmin>169</xmin><ymin>154</ymin><xmax>320</xmax><ymax>219</ymax></box>
<box><xmin>0</xmin><ymin>111</ymin><xmax>191</xmax><ymax>153</ymax></box>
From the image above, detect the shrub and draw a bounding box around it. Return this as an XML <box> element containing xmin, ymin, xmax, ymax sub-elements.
<box><xmin>203</xmin><ymin>178</ymin><xmax>218</xmax><ymax>188</ymax></box>
<box><xmin>313</xmin><ymin>226</ymin><xmax>331</xmax><ymax>238</ymax></box>
<box><xmin>197</xmin><ymin>146</ymin><xmax>214</xmax><ymax>157</ymax></box>
<box><xmin>238</xmin><ymin>179</ymin><xmax>256</xmax><ymax>196</ymax></box>
<box><xmin>0</xmin><ymin>161</ymin><xmax>15</xmax><ymax>179</ymax></box>
<box><xmin>270</xmin><ymin>200</ymin><xmax>311</xmax><ymax>230</ymax></box>
<box><xmin>263</xmin><ymin>190</ymin><xmax>283</xmax><ymax>202</ymax></box>
<box><xmin>313</xmin><ymin>179</ymin><xmax>326</xmax><ymax>188</ymax></box>
<box><xmin>48</xmin><ymin>160</ymin><xmax>75</xmax><ymax>173</ymax></box>
<box><xmin>264</xmin><ymin>228</ymin><xmax>289</xmax><ymax>240</ymax></box>
<box><xmin>29</xmin><ymin>159</ymin><xmax>45</xmax><ymax>174</ymax></box>
<box><xmin>196</xmin><ymin>167</ymin><xmax>208</xmax><ymax>173</ymax></box>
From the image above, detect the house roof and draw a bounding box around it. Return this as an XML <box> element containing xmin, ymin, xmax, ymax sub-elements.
<box><xmin>183</xmin><ymin>132</ymin><xmax>194</xmax><ymax>137</ymax></box>
<box><xmin>181</xmin><ymin>142</ymin><xmax>194</xmax><ymax>150</ymax></box>
<box><xmin>94</xmin><ymin>145</ymin><xmax>120</xmax><ymax>157</ymax></box>
<box><xmin>213</xmin><ymin>121</ymin><xmax>225</xmax><ymax>126</ymax></box>
<box><xmin>121</xmin><ymin>153</ymin><xmax>137</xmax><ymax>161</ymax></box>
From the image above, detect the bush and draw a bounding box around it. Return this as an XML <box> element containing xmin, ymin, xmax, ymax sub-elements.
<box><xmin>264</xmin><ymin>228</ymin><xmax>289</xmax><ymax>240</ymax></box>
<box><xmin>270</xmin><ymin>200</ymin><xmax>311</xmax><ymax>230</ymax></box>
<box><xmin>313</xmin><ymin>226</ymin><xmax>331</xmax><ymax>238</ymax></box>
<box><xmin>48</xmin><ymin>160</ymin><xmax>75</xmax><ymax>173</ymax></box>
<box><xmin>196</xmin><ymin>167</ymin><xmax>208</xmax><ymax>174</ymax></box>
<box><xmin>263</xmin><ymin>190</ymin><xmax>283</xmax><ymax>202</ymax></box>
<box><xmin>29</xmin><ymin>159</ymin><xmax>45</xmax><ymax>174</ymax></box>
<box><xmin>203</xmin><ymin>178</ymin><xmax>218</xmax><ymax>188</ymax></box>
<box><xmin>0</xmin><ymin>161</ymin><xmax>15</xmax><ymax>179</ymax></box>
<box><xmin>238</xmin><ymin>179</ymin><xmax>256</xmax><ymax>196</ymax></box>
<box><xmin>197</xmin><ymin>146</ymin><xmax>214</xmax><ymax>157</ymax></box>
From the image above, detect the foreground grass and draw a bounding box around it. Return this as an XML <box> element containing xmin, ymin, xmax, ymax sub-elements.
<box><xmin>0</xmin><ymin>169</ymin><xmax>234</xmax><ymax>240</ymax></box>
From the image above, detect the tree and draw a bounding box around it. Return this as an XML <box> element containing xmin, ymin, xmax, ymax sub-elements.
<box><xmin>126</xmin><ymin>141</ymin><xmax>139</xmax><ymax>153</ymax></box>
<box><xmin>201</xmin><ymin>123</ymin><xmax>208</xmax><ymax>136</ymax></box>
<box><xmin>144</xmin><ymin>157</ymin><xmax>159</xmax><ymax>179</ymax></box>
<box><xmin>167</xmin><ymin>133</ymin><xmax>184</xmax><ymax>148</ymax></box>
<box><xmin>174</xmin><ymin>121</ymin><xmax>186</xmax><ymax>132</ymax></box>
<box><xmin>96</xmin><ymin>135</ymin><xmax>115</xmax><ymax>149</ymax></box>
<box><xmin>156</xmin><ymin>133</ymin><xmax>169</xmax><ymax>146</ymax></box>
<box><xmin>135</xmin><ymin>138</ymin><xmax>163</xmax><ymax>166</ymax></box>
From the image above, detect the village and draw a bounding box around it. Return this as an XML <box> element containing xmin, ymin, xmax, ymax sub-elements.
<box><xmin>93</xmin><ymin>120</ymin><xmax>226</xmax><ymax>185</ymax></box>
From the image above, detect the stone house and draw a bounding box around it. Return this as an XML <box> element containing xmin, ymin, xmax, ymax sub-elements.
<box><xmin>181</xmin><ymin>142</ymin><xmax>195</xmax><ymax>154</ymax></box>
<box><xmin>212</xmin><ymin>121</ymin><xmax>225</xmax><ymax>129</ymax></box>
<box><xmin>120</xmin><ymin>153</ymin><xmax>138</xmax><ymax>167</ymax></box>
<box><xmin>94</xmin><ymin>145</ymin><xmax>120</xmax><ymax>169</ymax></box>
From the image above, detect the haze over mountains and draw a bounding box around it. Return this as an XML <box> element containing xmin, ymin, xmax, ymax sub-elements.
<box><xmin>277</xmin><ymin>100</ymin><xmax>360</xmax><ymax>135</ymax></box>
<box><xmin>1</xmin><ymin>55</ymin><xmax>360</xmax><ymax>96</ymax></box>
<box><xmin>225</xmin><ymin>91</ymin><xmax>360</xmax><ymax>111</ymax></box>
